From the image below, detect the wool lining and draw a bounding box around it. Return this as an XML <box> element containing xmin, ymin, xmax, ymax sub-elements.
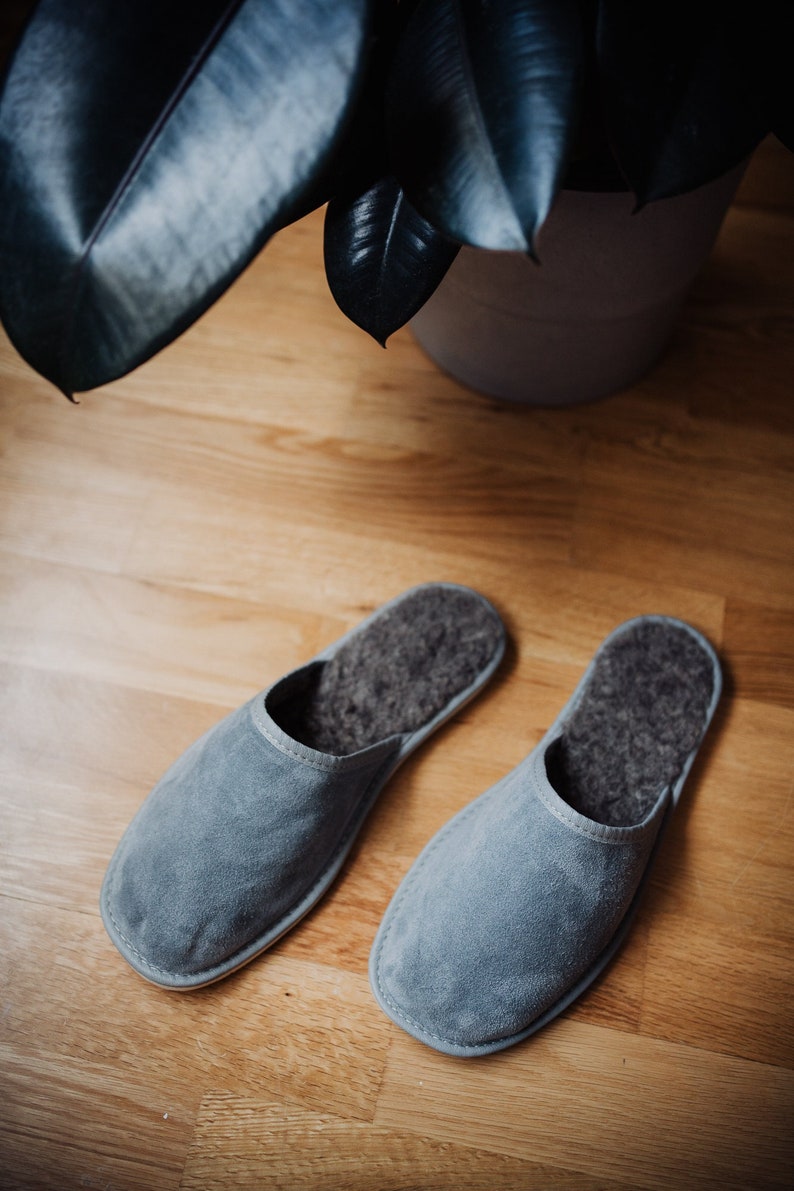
<box><xmin>272</xmin><ymin>586</ymin><xmax>503</xmax><ymax>755</ymax></box>
<box><xmin>547</xmin><ymin>620</ymin><xmax>715</xmax><ymax>826</ymax></box>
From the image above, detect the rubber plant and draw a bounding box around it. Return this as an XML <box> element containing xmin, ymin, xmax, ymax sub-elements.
<box><xmin>0</xmin><ymin>0</ymin><xmax>790</xmax><ymax>397</ymax></box>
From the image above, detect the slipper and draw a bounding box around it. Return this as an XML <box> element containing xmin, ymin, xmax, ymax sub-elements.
<box><xmin>369</xmin><ymin>615</ymin><xmax>721</xmax><ymax>1056</ymax></box>
<box><xmin>100</xmin><ymin>583</ymin><xmax>505</xmax><ymax>989</ymax></box>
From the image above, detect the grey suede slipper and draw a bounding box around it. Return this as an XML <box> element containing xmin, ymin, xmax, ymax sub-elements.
<box><xmin>100</xmin><ymin>583</ymin><xmax>505</xmax><ymax>989</ymax></box>
<box><xmin>370</xmin><ymin>615</ymin><xmax>722</xmax><ymax>1056</ymax></box>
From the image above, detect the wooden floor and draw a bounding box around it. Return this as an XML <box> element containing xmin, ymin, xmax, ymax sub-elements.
<box><xmin>1</xmin><ymin>140</ymin><xmax>793</xmax><ymax>1190</ymax></box>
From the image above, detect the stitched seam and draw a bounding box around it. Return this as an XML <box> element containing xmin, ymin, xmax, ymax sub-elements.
<box><xmin>257</xmin><ymin>719</ymin><xmax>394</xmax><ymax>773</ymax></box>
<box><xmin>103</xmin><ymin>885</ymin><xmax>186</xmax><ymax>981</ymax></box>
<box><xmin>256</xmin><ymin>720</ymin><xmax>348</xmax><ymax>771</ymax></box>
<box><xmin>537</xmin><ymin>793</ymin><xmax>643</xmax><ymax>844</ymax></box>
<box><xmin>251</xmin><ymin>699</ymin><xmax>398</xmax><ymax>773</ymax></box>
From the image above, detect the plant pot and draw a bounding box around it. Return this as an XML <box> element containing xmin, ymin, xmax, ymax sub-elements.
<box><xmin>410</xmin><ymin>166</ymin><xmax>745</xmax><ymax>406</ymax></box>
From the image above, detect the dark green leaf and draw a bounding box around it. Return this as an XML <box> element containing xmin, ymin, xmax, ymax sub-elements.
<box><xmin>386</xmin><ymin>0</ymin><xmax>584</xmax><ymax>253</ymax></box>
<box><xmin>0</xmin><ymin>0</ymin><xmax>374</xmax><ymax>394</ymax></box>
<box><xmin>324</xmin><ymin>174</ymin><xmax>459</xmax><ymax>345</ymax></box>
<box><xmin>597</xmin><ymin>2</ymin><xmax>768</xmax><ymax>204</ymax></box>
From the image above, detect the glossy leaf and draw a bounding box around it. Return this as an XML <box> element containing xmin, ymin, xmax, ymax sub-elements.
<box><xmin>324</xmin><ymin>175</ymin><xmax>459</xmax><ymax>345</ymax></box>
<box><xmin>597</xmin><ymin>3</ymin><xmax>768</xmax><ymax>204</ymax></box>
<box><xmin>0</xmin><ymin>0</ymin><xmax>373</xmax><ymax>394</ymax></box>
<box><xmin>386</xmin><ymin>0</ymin><xmax>584</xmax><ymax>253</ymax></box>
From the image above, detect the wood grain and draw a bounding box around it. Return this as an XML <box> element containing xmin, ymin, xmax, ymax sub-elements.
<box><xmin>1</xmin><ymin>135</ymin><xmax>792</xmax><ymax>1189</ymax></box>
<box><xmin>374</xmin><ymin>1024</ymin><xmax>794</xmax><ymax>1190</ymax></box>
<box><xmin>181</xmin><ymin>1095</ymin><xmax>602</xmax><ymax>1190</ymax></box>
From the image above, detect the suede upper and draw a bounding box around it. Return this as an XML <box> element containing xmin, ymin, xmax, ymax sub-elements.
<box><xmin>371</xmin><ymin>738</ymin><xmax>667</xmax><ymax>1054</ymax></box>
<box><xmin>369</xmin><ymin>615</ymin><xmax>722</xmax><ymax>1056</ymax></box>
<box><xmin>102</xmin><ymin>689</ymin><xmax>400</xmax><ymax>986</ymax></box>
<box><xmin>100</xmin><ymin>582</ymin><xmax>507</xmax><ymax>988</ymax></box>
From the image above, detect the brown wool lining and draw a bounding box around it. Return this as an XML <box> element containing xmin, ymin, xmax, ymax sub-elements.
<box><xmin>547</xmin><ymin>620</ymin><xmax>715</xmax><ymax>826</ymax></box>
<box><xmin>272</xmin><ymin>586</ymin><xmax>503</xmax><ymax>756</ymax></box>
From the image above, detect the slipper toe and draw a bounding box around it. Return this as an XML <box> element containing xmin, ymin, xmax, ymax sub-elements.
<box><xmin>370</xmin><ymin>615</ymin><xmax>721</xmax><ymax>1055</ymax></box>
<box><xmin>370</xmin><ymin>754</ymin><xmax>666</xmax><ymax>1056</ymax></box>
<box><xmin>100</xmin><ymin>582</ymin><xmax>506</xmax><ymax>988</ymax></box>
<box><xmin>102</xmin><ymin>700</ymin><xmax>398</xmax><ymax>987</ymax></box>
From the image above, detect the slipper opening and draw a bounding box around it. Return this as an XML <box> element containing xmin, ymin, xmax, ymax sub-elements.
<box><xmin>272</xmin><ymin>586</ymin><xmax>503</xmax><ymax>755</ymax></box>
<box><xmin>546</xmin><ymin>620</ymin><xmax>717</xmax><ymax>826</ymax></box>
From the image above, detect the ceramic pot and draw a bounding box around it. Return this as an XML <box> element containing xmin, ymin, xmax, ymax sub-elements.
<box><xmin>410</xmin><ymin>166</ymin><xmax>745</xmax><ymax>406</ymax></box>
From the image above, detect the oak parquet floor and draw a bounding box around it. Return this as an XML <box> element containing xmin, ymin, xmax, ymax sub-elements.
<box><xmin>1</xmin><ymin>139</ymin><xmax>792</xmax><ymax>1188</ymax></box>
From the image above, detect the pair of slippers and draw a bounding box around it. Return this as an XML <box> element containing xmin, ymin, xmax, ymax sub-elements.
<box><xmin>100</xmin><ymin>583</ymin><xmax>721</xmax><ymax>1057</ymax></box>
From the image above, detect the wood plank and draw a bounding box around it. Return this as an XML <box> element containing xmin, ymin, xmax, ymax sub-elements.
<box><xmin>0</xmin><ymin>898</ymin><xmax>390</xmax><ymax>1123</ymax></box>
<box><xmin>0</xmin><ymin>550</ymin><xmax>336</xmax><ymax>707</ymax></box>
<box><xmin>0</xmin><ymin>1049</ymin><xmax>195</xmax><ymax>1191</ymax></box>
<box><xmin>0</xmin><ymin>435</ymin><xmax>148</xmax><ymax>575</ymax></box>
<box><xmin>181</xmin><ymin>1094</ymin><xmax>612</xmax><ymax>1190</ymax></box>
<box><xmin>639</xmin><ymin>698</ymin><xmax>794</xmax><ymax>1065</ymax></box>
<box><xmin>671</xmin><ymin>203</ymin><xmax>794</xmax><ymax>433</ymax></box>
<box><xmin>640</xmin><ymin>887</ymin><xmax>794</xmax><ymax>1068</ymax></box>
<box><xmin>0</xmin><ymin>773</ymin><xmax>115</xmax><ymax>915</ymax></box>
<box><xmin>571</xmin><ymin>419</ymin><xmax>793</xmax><ymax>610</ymax></box>
<box><xmin>119</xmin><ymin>448</ymin><xmax>576</xmax><ymax>595</ymax></box>
<box><xmin>374</xmin><ymin>1022</ymin><xmax>794</xmax><ymax>1190</ymax></box>
<box><xmin>723</xmin><ymin>598</ymin><xmax>794</xmax><ymax>709</ymax></box>
<box><xmin>657</xmin><ymin>698</ymin><xmax>794</xmax><ymax>910</ymax></box>
<box><xmin>0</xmin><ymin>661</ymin><xmax>224</xmax><ymax>807</ymax></box>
